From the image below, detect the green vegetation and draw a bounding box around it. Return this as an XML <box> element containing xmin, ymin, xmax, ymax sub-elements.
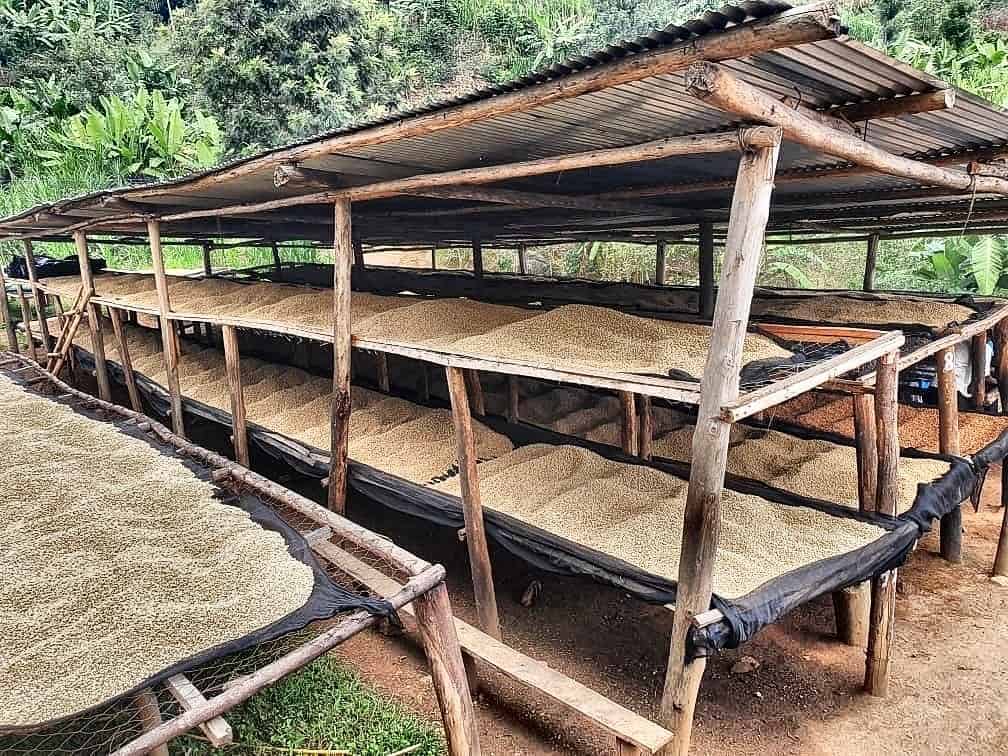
<box><xmin>171</xmin><ymin>655</ymin><xmax>444</xmax><ymax>756</ymax></box>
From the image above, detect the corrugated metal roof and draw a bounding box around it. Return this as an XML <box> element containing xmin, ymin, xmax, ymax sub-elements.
<box><xmin>3</xmin><ymin>1</ymin><xmax>1008</xmax><ymax>244</ymax></box>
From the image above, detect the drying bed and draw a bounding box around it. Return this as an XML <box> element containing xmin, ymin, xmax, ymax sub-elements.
<box><xmin>67</xmin><ymin>324</ymin><xmax>926</xmax><ymax>654</ymax></box>
<box><xmin>0</xmin><ymin>368</ymin><xmax>393</xmax><ymax>734</ymax></box>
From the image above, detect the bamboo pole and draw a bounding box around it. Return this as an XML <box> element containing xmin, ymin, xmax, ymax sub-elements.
<box><xmin>863</xmin><ymin>233</ymin><xmax>879</xmax><ymax>292</ymax></box>
<box><xmin>329</xmin><ymin>199</ymin><xmax>354</xmax><ymax>514</ymax></box>
<box><xmin>22</xmin><ymin>240</ymin><xmax>52</xmax><ymax>353</ymax></box>
<box><xmin>661</xmin><ymin>137</ymin><xmax>781</xmax><ymax>753</ymax></box>
<box><xmin>972</xmin><ymin>331</ymin><xmax>988</xmax><ymax>410</ymax></box>
<box><xmin>445</xmin><ymin>365</ymin><xmax>501</xmax><ymax>640</ymax></box>
<box><xmin>852</xmin><ymin>394</ymin><xmax>878</xmax><ymax>512</ymax></box>
<box><xmin>222</xmin><ymin>324</ymin><xmax>250</xmax><ymax>467</ymax></box>
<box><xmin>698</xmin><ymin>221</ymin><xmax>715</xmax><ymax>320</ymax></box>
<box><xmin>109</xmin><ymin>307</ymin><xmax>143</xmax><ymax>412</ymax></box>
<box><xmin>0</xmin><ymin>258</ymin><xmax>17</xmax><ymax>352</ymax></box>
<box><xmin>936</xmin><ymin>346</ymin><xmax>963</xmax><ymax>562</ymax></box>
<box><xmin>413</xmin><ymin>581</ymin><xmax>483</xmax><ymax>756</ymax></box>
<box><xmin>73</xmin><ymin>231</ymin><xmax>112</xmax><ymax>401</ymax></box>
<box><xmin>147</xmin><ymin>220</ymin><xmax>185</xmax><ymax>436</ymax></box>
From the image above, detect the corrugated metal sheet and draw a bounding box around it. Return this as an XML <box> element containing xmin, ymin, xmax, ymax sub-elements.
<box><xmin>3</xmin><ymin>1</ymin><xmax>1008</xmax><ymax>243</ymax></box>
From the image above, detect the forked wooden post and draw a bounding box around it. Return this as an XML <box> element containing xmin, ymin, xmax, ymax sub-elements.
<box><xmin>971</xmin><ymin>331</ymin><xmax>988</xmax><ymax>410</ymax></box>
<box><xmin>147</xmin><ymin>220</ymin><xmax>185</xmax><ymax>436</ymax></box>
<box><xmin>864</xmin><ymin>350</ymin><xmax>899</xmax><ymax>696</ymax></box>
<box><xmin>108</xmin><ymin>307</ymin><xmax>143</xmax><ymax>412</ymax></box>
<box><xmin>23</xmin><ymin>240</ymin><xmax>52</xmax><ymax>353</ymax></box>
<box><xmin>995</xmin><ymin>318</ymin><xmax>1008</xmax><ymax>414</ymax></box>
<box><xmin>851</xmin><ymin>393</ymin><xmax>878</xmax><ymax>512</ymax></box>
<box><xmin>698</xmin><ymin>221</ymin><xmax>716</xmax><ymax>320</ymax></box>
<box><xmin>863</xmin><ymin>233</ymin><xmax>880</xmax><ymax>292</ymax></box>
<box><xmin>73</xmin><ymin>231</ymin><xmax>112</xmax><ymax>401</ymax></box>
<box><xmin>413</xmin><ymin>581</ymin><xmax>483</xmax><ymax>756</ymax></box>
<box><xmin>994</xmin><ymin>462</ymin><xmax>1008</xmax><ymax>578</ymax></box>
<box><xmin>222</xmin><ymin>324</ymin><xmax>250</xmax><ymax>467</ymax></box>
<box><xmin>329</xmin><ymin>198</ymin><xmax>354</xmax><ymax>514</ymax></box>
<box><xmin>638</xmin><ymin>394</ymin><xmax>654</xmax><ymax>460</ymax></box>
<box><xmin>619</xmin><ymin>391</ymin><xmax>638</xmax><ymax>456</ymax></box>
<box><xmin>660</xmin><ymin>134</ymin><xmax>781</xmax><ymax>754</ymax></box>
<box><xmin>445</xmin><ymin>365</ymin><xmax>502</xmax><ymax>640</ymax></box>
<box><xmin>655</xmin><ymin>240</ymin><xmax>667</xmax><ymax>286</ymax></box>
<box><xmin>0</xmin><ymin>258</ymin><xmax>18</xmax><ymax>352</ymax></box>
<box><xmin>936</xmin><ymin>346</ymin><xmax>963</xmax><ymax>562</ymax></box>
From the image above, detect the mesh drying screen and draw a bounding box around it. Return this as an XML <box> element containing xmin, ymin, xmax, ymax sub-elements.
<box><xmin>752</xmin><ymin>294</ymin><xmax>976</xmax><ymax>328</ymax></box>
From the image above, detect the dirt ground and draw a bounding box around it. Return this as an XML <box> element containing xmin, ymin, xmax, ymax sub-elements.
<box><xmin>332</xmin><ymin>470</ymin><xmax>1008</xmax><ymax>756</ymax></box>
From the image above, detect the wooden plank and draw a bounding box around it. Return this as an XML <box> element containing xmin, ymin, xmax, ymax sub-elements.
<box><xmin>698</xmin><ymin>221</ymin><xmax>715</xmax><ymax>320</ymax></box>
<box><xmin>314</xmin><ymin>542</ymin><xmax>672</xmax><ymax>755</ymax></box>
<box><xmin>721</xmin><ymin>331</ymin><xmax>904</xmax><ymax>422</ymax></box>
<box><xmin>329</xmin><ymin>198</ymin><xmax>354</xmax><ymax>514</ymax></box>
<box><xmin>755</xmin><ymin>322</ymin><xmax>885</xmax><ymax>344</ymax></box>
<box><xmin>222</xmin><ymin>324</ymin><xmax>250</xmax><ymax>467</ymax></box>
<box><xmin>662</xmin><ymin>139</ymin><xmax>781</xmax><ymax>755</ymax></box>
<box><xmin>147</xmin><ymin>220</ymin><xmax>184</xmax><ymax>436</ymax></box>
<box><xmin>164</xmin><ymin>675</ymin><xmax>233</xmax><ymax>747</ymax></box>
<box><xmin>445</xmin><ymin>365</ymin><xmax>501</xmax><ymax>640</ymax></box>
<box><xmin>863</xmin><ymin>233</ymin><xmax>879</xmax><ymax>292</ymax></box>
<box><xmin>108</xmin><ymin>307</ymin><xmax>143</xmax><ymax>412</ymax></box>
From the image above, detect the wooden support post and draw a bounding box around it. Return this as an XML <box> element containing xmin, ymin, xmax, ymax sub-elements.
<box><xmin>661</xmin><ymin>137</ymin><xmax>781</xmax><ymax>753</ymax></box>
<box><xmin>994</xmin><ymin>462</ymin><xmax>1008</xmax><ymax>579</ymax></box>
<box><xmin>972</xmin><ymin>331</ymin><xmax>989</xmax><ymax>410</ymax></box>
<box><xmin>413</xmin><ymin>581</ymin><xmax>482</xmax><ymax>756</ymax></box>
<box><xmin>507</xmin><ymin>375</ymin><xmax>520</xmax><ymax>424</ymax></box>
<box><xmin>863</xmin><ymin>233</ymin><xmax>880</xmax><ymax>292</ymax></box>
<box><xmin>201</xmin><ymin>242</ymin><xmax>213</xmax><ymax>276</ymax></box>
<box><xmin>431</xmin><ymin>244</ymin><xmax>438</xmax><ymax>271</ymax></box>
<box><xmin>329</xmin><ymin>199</ymin><xmax>354</xmax><ymax>514</ymax></box>
<box><xmin>517</xmin><ymin>243</ymin><xmax>527</xmax><ymax>275</ymax></box>
<box><xmin>445</xmin><ymin>365</ymin><xmax>501</xmax><ymax>640</ymax></box>
<box><xmin>832</xmin><ymin>581</ymin><xmax>871</xmax><ymax>648</ymax></box>
<box><xmin>352</xmin><ymin>238</ymin><xmax>365</xmax><ymax>270</ymax></box>
<box><xmin>472</xmin><ymin>239</ymin><xmax>484</xmax><ymax>279</ymax></box>
<box><xmin>465</xmin><ymin>369</ymin><xmax>485</xmax><ymax>416</ymax></box>
<box><xmin>133</xmin><ymin>689</ymin><xmax>169</xmax><ymax>756</ymax></box>
<box><xmin>995</xmin><ymin>318</ymin><xmax>1008</xmax><ymax>414</ymax></box>
<box><xmin>23</xmin><ymin>240</ymin><xmax>52</xmax><ymax>353</ymax></box>
<box><xmin>16</xmin><ymin>285</ymin><xmax>37</xmax><ymax>362</ymax></box>
<box><xmin>73</xmin><ymin>231</ymin><xmax>112</xmax><ymax>401</ymax></box>
<box><xmin>619</xmin><ymin>391</ymin><xmax>638</xmax><ymax>456</ymax></box>
<box><xmin>698</xmin><ymin>221</ymin><xmax>715</xmax><ymax>320</ymax></box>
<box><xmin>936</xmin><ymin>345</ymin><xmax>963</xmax><ymax>562</ymax></box>
<box><xmin>271</xmin><ymin>241</ymin><xmax>282</xmax><ymax>275</ymax></box>
<box><xmin>419</xmin><ymin>363</ymin><xmax>431</xmax><ymax>403</ymax></box>
<box><xmin>864</xmin><ymin>350</ymin><xmax>899</xmax><ymax>697</ymax></box>
<box><xmin>639</xmin><ymin>394</ymin><xmax>654</xmax><ymax>461</ymax></box>
<box><xmin>852</xmin><ymin>394</ymin><xmax>878</xmax><ymax>512</ymax></box>
<box><xmin>147</xmin><ymin>220</ymin><xmax>184</xmax><ymax>436</ymax></box>
<box><xmin>109</xmin><ymin>307</ymin><xmax>142</xmax><ymax>412</ymax></box>
<box><xmin>655</xmin><ymin>240</ymin><xmax>667</xmax><ymax>286</ymax></box>
<box><xmin>0</xmin><ymin>259</ymin><xmax>18</xmax><ymax>353</ymax></box>
<box><xmin>376</xmin><ymin>352</ymin><xmax>391</xmax><ymax>393</ymax></box>
<box><xmin>222</xmin><ymin>324</ymin><xmax>250</xmax><ymax>467</ymax></box>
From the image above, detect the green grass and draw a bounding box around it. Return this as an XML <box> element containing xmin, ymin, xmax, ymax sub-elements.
<box><xmin>170</xmin><ymin>655</ymin><xmax>445</xmax><ymax>756</ymax></box>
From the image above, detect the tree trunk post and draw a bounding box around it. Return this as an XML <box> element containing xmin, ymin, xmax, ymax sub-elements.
<box><xmin>852</xmin><ymin>393</ymin><xmax>878</xmax><ymax>512</ymax></box>
<box><xmin>517</xmin><ymin>243</ymin><xmax>527</xmax><ymax>275</ymax></box>
<box><xmin>271</xmin><ymin>242</ymin><xmax>282</xmax><ymax>276</ymax></box>
<box><xmin>507</xmin><ymin>375</ymin><xmax>520</xmax><ymax>424</ymax></box>
<box><xmin>465</xmin><ymin>369</ymin><xmax>485</xmax><ymax>416</ymax></box>
<box><xmin>660</xmin><ymin>135</ymin><xmax>781</xmax><ymax>755</ymax></box>
<box><xmin>698</xmin><ymin>220</ymin><xmax>716</xmax><ymax>320</ymax></box>
<box><xmin>639</xmin><ymin>394</ymin><xmax>653</xmax><ymax>460</ymax></box>
<box><xmin>201</xmin><ymin>242</ymin><xmax>213</xmax><ymax>277</ymax></box>
<box><xmin>833</xmin><ymin>581</ymin><xmax>871</xmax><ymax>648</ymax></box>
<box><xmin>16</xmin><ymin>286</ymin><xmax>36</xmax><ymax>362</ymax></box>
<box><xmin>147</xmin><ymin>220</ymin><xmax>184</xmax><ymax>435</ymax></box>
<box><xmin>73</xmin><ymin>231</ymin><xmax>112</xmax><ymax>402</ymax></box>
<box><xmin>0</xmin><ymin>256</ymin><xmax>18</xmax><ymax>353</ymax></box>
<box><xmin>619</xmin><ymin>390</ymin><xmax>639</xmax><ymax>456</ymax></box>
<box><xmin>863</xmin><ymin>233</ymin><xmax>879</xmax><ymax>292</ymax></box>
<box><xmin>109</xmin><ymin>307</ymin><xmax>143</xmax><ymax>413</ymax></box>
<box><xmin>23</xmin><ymin>240</ymin><xmax>52</xmax><ymax>354</ymax></box>
<box><xmin>972</xmin><ymin>331</ymin><xmax>988</xmax><ymax>410</ymax></box>
<box><xmin>222</xmin><ymin>324</ymin><xmax>250</xmax><ymax>467</ymax></box>
<box><xmin>655</xmin><ymin>239</ymin><xmax>667</xmax><ymax>286</ymax></box>
<box><xmin>936</xmin><ymin>346</ymin><xmax>963</xmax><ymax>562</ymax></box>
<box><xmin>329</xmin><ymin>199</ymin><xmax>354</xmax><ymax>514</ymax></box>
<box><xmin>352</xmin><ymin>238</ymin><xmax>365</xmax><ymax>270</ymax></box>
<box><xmin>994</xmin><ymin>461</ymin><xmax>1008</xmax><ymax>578</ymax></box>
<box><xmin>995</xmin><ymin>318</ymin><xmax>1008</xmax><ymax>414</ymax></box>
<box><xmin>472</xmin><ymin>239</ymin><xmax>484</xmax><ymax>279</ymax></box>
<box><xmin>413</xmin><ymin>581</ymin><xmax>483</xmax><ymax>756</ymax></box>
<box><xmin>445</xmin><ymin>365</ymin><xmax>501</xmax><ymax>640</ymax></box>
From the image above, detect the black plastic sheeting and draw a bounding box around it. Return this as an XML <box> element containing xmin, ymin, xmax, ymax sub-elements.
<box><xmin>72</xmin><ymin>346</ymin><xmax>942</xmax><ymax>659</ymax></box>
<box><xmin>1</xmin><ymin>370</ymin><xmax>394</xmax><ymax>734</ymax></box>
<box><xmin>4</xmin><ymin>253</ymin><xmax>105</xmax><ymax>280</ymax></box>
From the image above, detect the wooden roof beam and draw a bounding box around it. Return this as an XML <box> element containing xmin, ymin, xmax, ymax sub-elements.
<box><xmin>831</xmin><ymin>89</ymin><xmax>956</xmax><ymax>123</ymax></box>
<box><xmin>685</xmin><ymin>62</ymin><xmax>1008</xmax><ymax>197</ymax></box>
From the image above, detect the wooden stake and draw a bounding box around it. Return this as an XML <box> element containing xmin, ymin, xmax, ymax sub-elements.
<box><xmin>329</xmin><ymin>199</ymin><xmax>354</xmax><ymax>514</ymax></box>
<box><xmin>507</xmin><ymin>375</ymin><xmax>520</xmax><ymax>423</ymax></box>
<box><xmin>271</xmin><ymin>241</ymin><xmax>282</xmax><ymax>275</ymax></box>
<box><xmin>445</xmin><ymin>365</ymin><xmax>501</xmax><ymax>640</ymax></box>
<box><xmin>863</xmin><ymin>233</ymin><xmax>879</xmax><ymax>292</ymax></box>
<box><xmin>133</xmin><ymin>689</ymin><xmax>169</xmax><ymax>756</ymax></box>
<box><xmin>655</xmin><ymin>240</ymin><xmax>667</xmax><ymax>286</ymax></box>
<box><xmin>201</xmin><ymin>242</ymin><xmax>213</xmax><ymax>276</ymax></box>
<box><xmin>517</xmin><ymin>244</ymin><xmax>527</xmax><ymax>275</ymax></box>
<box><xmin>994</xmin><ymin>462</ymin><xmax>1008</xmax><ymax>578</ymax></box>
<box><xmin>432</xmin><ymin>244</ymin><xmax>438</xmax><ymax>271</ymax></box>
<box><xmin>147</xmin><ymin>220</ymin><xmax>184</xmax><ymax>436</ymax></box>
<box><xmin>377</xmin><ymin>352</ymin><xmax>391</xmax><ymax>393</ymax></box>
<box><xmin>352</xmin><ymin>238</ymin><xmax>365</xmax><ymax>269</ymax></box>
<box><xmin>619</xmin><ymin>391</ymin><xmax>638</xmax><ymax>456</ymax></box>
<box><xmin>23</xmin><ymin>240</ymin><xmax>52</xmax><ymax>353</ymax></box>
<box><xmin>639</xmin><ymin>394</ymin><xmax>654</xmax><ymax>461</ymax></box>
<box><xmin>109</xmin><ymin>307</ymin><xmax>142</xmax><ymax>412</ymax></box>
<box><xmin>472</xmin><ymin>239</ymin><xmax>484</xmax><ymax>279</ymax></box>
<box><xmin>222</xmin><ymin>324</ymin><xmax>250</xmax><ymax>467</ymax></box>
<box><xmin>972</xmin><ymin>331</ymin><xmax>988</xmax><ymax>410</ymax></box>
<box><xmin>16</xmin><ymin>286</ymin><xmax>37</xmax><ymax>362</ymax></box>
<box><xmin>864</xmin><ymin>568</ymin><xmax>897</xmax><ymax>696</ymax></box>
<box><xmin>995</xmin><ymin>318</ymin><xmax>1008</xmax><ymax>414</ymax></box>
<box><xmin>698</xmin><ymin>221</ymin><xmax>715</xmax><ymax>320</ymax></box>
<box><xmin>0</xmin><ymin>258</ymin><xmax>18</xmax><ymax>353</ymax></box>
<box><xmin>935</xmin><ymin>345</ymin><xmax>963</xmax><ymax>561</ymax></box>
<box><xmin>465</xmin><ymin>369</ymin><xmax>485</xmax><ymax>416</ymax></box>
<box><xmin>661</xmin><ymin>138</ymin><xmax>781</xmax><ymax>753</ymax></box>
<box><xmin>73</xmin><ymin>231</ymin><xmax>112</xmax><ymax>401</ymax></box>
<box><xmin>832</xmin><ymin>581</ymin><xmax>870</xmax><ymax>648</ymax></box>
<box><xmin>852</xmin><ymin>393</ymin><xmax>878</xmax><ymax>512</ymax></box>
<box><xmin>413</xmin><ymin>581</ymin><xmax>483</xmax><ymax>756</ymax></box>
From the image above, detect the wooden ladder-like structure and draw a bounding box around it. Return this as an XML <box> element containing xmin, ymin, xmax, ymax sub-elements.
<box><xmin>45</xmin><ymin>286</ymin><xmax>90</xmax><ymax>377</ymax></box>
